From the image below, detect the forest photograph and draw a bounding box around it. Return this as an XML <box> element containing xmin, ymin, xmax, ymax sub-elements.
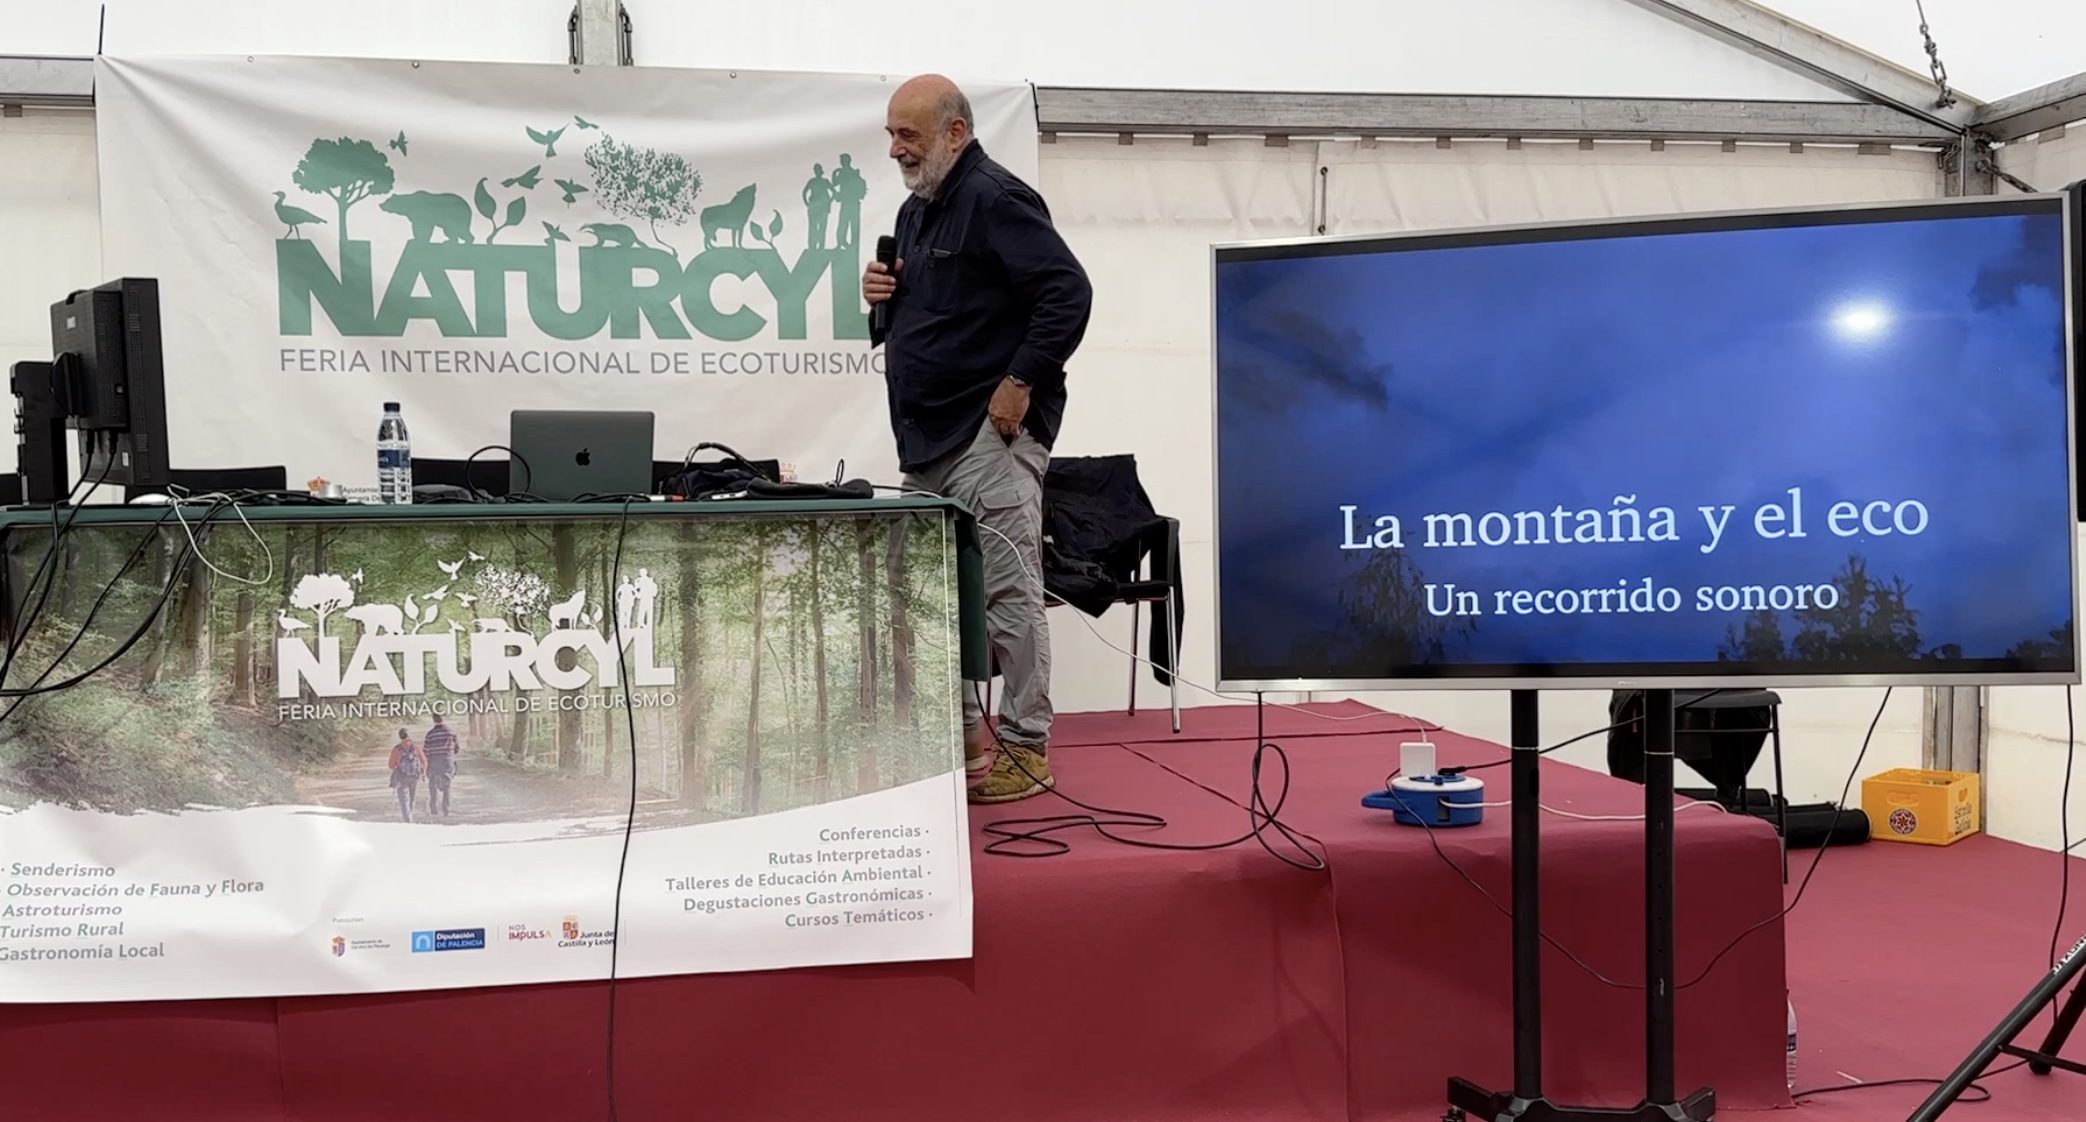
<box><xmin>0</xmin><ymin>509</ymin><xmax>962</xmax><ymax>832</ymax></box>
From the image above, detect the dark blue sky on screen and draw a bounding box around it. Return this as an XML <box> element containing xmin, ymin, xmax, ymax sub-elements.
<box><xmin>1213</xmin><ymin>207</ymin><xmax>2073</xmax><ymax>671</ymax></box>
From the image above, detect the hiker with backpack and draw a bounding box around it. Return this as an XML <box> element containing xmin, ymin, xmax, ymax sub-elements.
<box><xmin>388</xmin><ymin>728</ymin><xmax>427</xmax><ymax>823</ymax></box>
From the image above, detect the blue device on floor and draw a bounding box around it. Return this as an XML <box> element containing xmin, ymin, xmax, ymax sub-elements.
<box><xmin>1363</xmin><ymin>774</ymin><xmax>1486</xmax><ymax>828</ymax></box>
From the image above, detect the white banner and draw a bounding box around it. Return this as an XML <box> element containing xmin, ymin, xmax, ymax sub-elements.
<box><xmin>0</xmin><ymin>509</ymin><xmax>973</xmax><ymax>1002</ymax></box>
<box><xmin>93</xmin><ymin>54</ymin><xmax>1039</xmax><ymax>488</ymax></box>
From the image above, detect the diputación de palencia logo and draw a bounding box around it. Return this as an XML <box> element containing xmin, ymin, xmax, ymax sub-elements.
<box><xmin>273</xmin><ymin>551</ymin><xmax>675</xmax><ymax>720</ymax></box>
<box><xmin>271</xmin><ymin>115</ymin><xmax>882</xmax><ymax>372</ymax></box>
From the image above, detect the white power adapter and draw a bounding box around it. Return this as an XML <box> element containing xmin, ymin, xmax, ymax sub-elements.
<box><xmin>1399</xmin><ymin>740</ymin><xmax>1437</xmax><ymax>779</ymax></box>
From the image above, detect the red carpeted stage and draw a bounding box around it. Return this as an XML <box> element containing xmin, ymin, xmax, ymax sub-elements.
<box><xmin>0</xmin><ymin>702</ymin><xmax>1793</xmax><ymax>1122</ymax></box>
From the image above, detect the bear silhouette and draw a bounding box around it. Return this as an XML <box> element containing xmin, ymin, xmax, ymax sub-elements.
<box><xmin>344</xmin><ymin>603</ymin><xmax>406</xmax><ymax>635</ymax></box>
<box><xmin>701</xmin><ymin>185</ymin><xmax>757</xmax><ymax>248</ymax></box>
<box><xmin>581</xmin><ymin>222</ymin><xmax>644</xmax><ymax>248</ymax></box>
<box><xmin>380</xmin><ymin>192</ymin><xmax>476</xmax><ymax>244</ymax></box>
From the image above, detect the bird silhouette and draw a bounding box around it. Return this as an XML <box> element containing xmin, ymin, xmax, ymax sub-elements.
<box><xmin>389</xmin><ymin>130</ymin><xmax>409</xmax><ymax>156</ymax></box>
<box><xmin>573</xmin><ymin>115</ymin><xmax>598</xmax><ymax>130</ymax></box>
<box><xmin>272</xmin><ymin>192</ymin><xmax>326</xmax><ymax>239</ymax></box>
<box><xmin>503</xmin><ymin>165</ymin><xmax>542</xmax><ymax>191</ymax></box>
<box><xmin>276</xmin><ymin>609</ymin><xmax>309</xmax><ymax>633</ymax></box>
<box><xmin>554</xmin><ymin>179</ymin><xmax>590</xmax><ymax>205</ymax></box>
<box><xmin>467</xmin><ymin>551</ymin><xmax>486</xmax><ymax>562</ymax></box>
<box><xmin>438</xmin><ymin>559</ymin><xmax>464</xmax><ymax>578</ymax></box>
<box><xmin>543</xmin><ymin>221</ymin><xmax>570</xmax><ymax>246</ymax></box>
<box><xmin>350</xmin><ymin>568</ymin><xmax>364</xmax><ymax>584</ymax></box>
<box><xmin>526</xmin><ymin>125</ymin><xmax>565</xmax><ymax>157</ymax></box>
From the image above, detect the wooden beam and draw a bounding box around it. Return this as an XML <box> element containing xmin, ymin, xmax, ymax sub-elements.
<box><xmin>1033</xmin><ymin>87</ymin><xmax>1956</xmax><ymax>145</ymax></box>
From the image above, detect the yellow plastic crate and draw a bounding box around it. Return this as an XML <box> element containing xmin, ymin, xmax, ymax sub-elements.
<box><xmin>1862</xmin><ymin>768</ymin><xmax>1980</xmax><ymax>846</ymax></box>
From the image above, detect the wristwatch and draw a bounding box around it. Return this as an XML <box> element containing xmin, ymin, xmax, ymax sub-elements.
<box><xmin>1006</xmin><ymin>374</ymin><xmax>1029</xmax><ymax>387</ymax></box>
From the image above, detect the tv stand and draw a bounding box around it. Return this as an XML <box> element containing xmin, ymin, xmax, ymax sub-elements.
<box><xmin>1445</xmin><ymin>688</ymin><xmax>1716</xmax><ymax>1122</ymax></box>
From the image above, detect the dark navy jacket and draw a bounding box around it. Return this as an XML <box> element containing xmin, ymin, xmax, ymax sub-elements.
<box><xmin>870</xmin><ymin>142</ymin><xmax>1092</xmax><ymax>471</ymax></box>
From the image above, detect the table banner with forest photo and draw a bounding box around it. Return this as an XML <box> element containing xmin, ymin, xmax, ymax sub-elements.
<box><xmin>0</xmin><ymin>507</ymin><xmax>972</xmax><ymax>1002</ymax></box>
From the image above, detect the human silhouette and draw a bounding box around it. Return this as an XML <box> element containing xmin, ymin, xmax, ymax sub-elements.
<box><xmin>803</xmin><ymin>164</ymin><xmax>835</xmax><ymax>249</ymax></box>
<box><xmin>832</xmin><ymin>154</ymin><xmax>866</xmax><ymax>250</ymax></box>
<box><xmin>615</xmin><ymin>578</ymin><xmax>638</xmax><ymax>634</ymax></box>
<box><xmin>633</xmin><ymin>569</ymin><xmax>659</xmax><ymax>631</ymax></box>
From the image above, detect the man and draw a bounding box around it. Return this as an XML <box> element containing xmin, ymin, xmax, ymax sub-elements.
<box><xmin>423</xmin><ymin>715</ymin><xmax>460</xmax><ymax>818</ymax></box>
<box><xmin>864</xmin><ymin>74</ymin><xmax>1092</xmax><ymax>804</ymax></box>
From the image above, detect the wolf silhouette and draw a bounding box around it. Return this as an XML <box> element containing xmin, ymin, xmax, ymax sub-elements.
<box><xmin>701</xmin><ymin>185</ymin><xmax>758</xmax><ymax>248</ymax></box>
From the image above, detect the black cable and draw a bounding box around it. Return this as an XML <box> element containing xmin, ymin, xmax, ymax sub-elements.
<box><xmin>599</xmin><ymin>497</ymin><xmax>641</xmax><ymax>1122</ymax></box>
<box><xmin>0</xmin><ymin>496</ymin><xmax>237</xmax><ymax>699</ymax></box>
<box><xmin>1793</xmin><ymin>1066</ymin><xmax>2015</xmax><ymax>1103</ymax></box>
<box><xmin>0</xmin><ymin>502</ymin><xmax>187</xmax><ymax>728</ymax></box>
<box><xmin>1666</xmin><ymin>686</ymin><xmax>1891</xmax><ymax>991</ymax></box>
<box><xmin>1</xmin><ymin>465</ymin><xmax>110</xmax><ymax>692</ymax></box>
<box><xmin>2055</xmin><ymin>684</ymin><xmax>2075</xmax><ymax>988</ymax></box>
<box><xmin>1383</xmin><ymin>689</ymin><xmax>1892</xmax><ymax>994</ymax></box>
<box><xmin>463</xmin><ymin>444</ymin><xmax>531</xmax><ymax>499</ymax></box>
<box><xmin>1442</xmin><ymin>690</ymin><xmax>1728</xmax><ymax>782</ymax></box>
<box><xmin>974</xmin><ymin>688</ymin><xmax>1332</xmax><ymax>870</ymax></box>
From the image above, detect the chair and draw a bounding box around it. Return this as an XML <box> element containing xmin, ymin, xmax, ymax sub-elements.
<box><xmin>1608</xmin><ymin>688</ymin><xmax>1789</xmax><ymax>882</ymax></box>
<box><xmin>124</xmin><ymin>466</ymin><xmax>289</xmax><ymax>503</ymax></box>
<box><xmin>1039</xmin><ymin>455</ymin><xmax>1184</xmax><ymax>733</ymax></box>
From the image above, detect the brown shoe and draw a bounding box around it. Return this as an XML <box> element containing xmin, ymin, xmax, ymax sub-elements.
<box><xmin>969</xmin><ymin>743</ymin><xmax>1053</xmax><ymax>804</ymax></box>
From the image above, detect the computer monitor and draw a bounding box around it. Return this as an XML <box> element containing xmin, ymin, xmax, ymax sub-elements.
<box><xmin>8</xmin><ymin>277</ymin><xmax>171</xmax><ymax>504</ymax></box>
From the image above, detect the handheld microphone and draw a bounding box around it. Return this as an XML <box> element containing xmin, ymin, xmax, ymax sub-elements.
<box><xmin>870</xmin><ymin>235</ymin><xmax>897</xmax><ymax>335</ymax></box>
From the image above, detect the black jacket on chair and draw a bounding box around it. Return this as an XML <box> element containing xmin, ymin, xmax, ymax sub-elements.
<box><xmin>1041</xmin><ymin>455</ymin><xmax>1183</xmax><ymax>685</ymax></box>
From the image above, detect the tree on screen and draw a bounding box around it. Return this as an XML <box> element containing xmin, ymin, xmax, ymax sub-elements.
<box><xmin>1718</xmin><ymin>609</ymin><xmax>1786</xmax><ymax>663</ymax></box>
<box><xmin>1714</xmin><ymin>554</ymin><xmax>1919</xmax><ymax>662</ymax></box>
<box><xmin>2007</xmin><ymin>621</ymin><xmax>2074</xmax><ymax>661</ymax></box>
<box><xmin>1288</xmin><ymin>549</ymin><xmax>1474</xmax><ymax>670</ymax></box>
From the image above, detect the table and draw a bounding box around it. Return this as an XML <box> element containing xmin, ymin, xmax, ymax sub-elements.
<box><xmin>0</xmin><ymin>496</ymin><xmax>987</xmax><ymax>1005</ymax></box>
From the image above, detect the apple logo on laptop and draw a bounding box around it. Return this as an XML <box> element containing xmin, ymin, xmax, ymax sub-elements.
<box><xmin>576</xmin><ymin>448</ymin><xmax>592</xmax><ymax>467</ymax></box>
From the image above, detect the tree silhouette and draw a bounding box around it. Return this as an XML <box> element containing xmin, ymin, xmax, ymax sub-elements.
<box><xmin>2007</xmin><ymin>621</ymin><xmax>2074</xmax><ymax>661</ymax></box>
<box><xmin>1714</xmin><ymin>555</ymin><xmax>1920</xmax><ymax>662</ymax></box>
<box><xmin>583</xmin><ymin>135</ymin><xmax>702</xmax><ymax>259</ymax></box>
<box><xmin>289</xmin><ymin>573</ymin><xmax>355</xmax><ymax>640</ymax></box>
<box><xmin>472</xmin><ymin>565</ymin><xmax>550</xmax><ymax>624</ymax></box>
<box><xmin>1285</xmin><ymin>550</ymin><xmax>1475</xmax><ymax>672</ymax></box>
<box><xmin>1717</xmin><ymin>609</ymin><xmax>1787</xmax><ymax>663</ymax></box>
<box><xmin>292</xmin><ymin>137</ymin><xmax>395</xmax><ymax>250</ymax></box>
<box><xmin>1790</xmin><ymin>555</ymin><xmax>1920</xmax><ymax>661</ymax></box>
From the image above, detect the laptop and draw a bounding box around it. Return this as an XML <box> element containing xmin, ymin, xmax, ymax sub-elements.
<box><xmin>508</xmin><ymin>410</ymin><xmax>656</xmax><ymax>501</ymax></box>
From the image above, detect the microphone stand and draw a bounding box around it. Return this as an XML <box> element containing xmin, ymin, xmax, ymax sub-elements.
<box><xmin>1907</xmin><ymin>930</ymin><xmax>2086</xmax><ymax>1120</ymax></box>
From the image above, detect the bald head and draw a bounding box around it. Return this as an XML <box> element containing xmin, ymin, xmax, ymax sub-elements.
<box><xmin>886</xmin><ymin>74</ymin><xmax>974</xmax><ymax>198</ymax></box>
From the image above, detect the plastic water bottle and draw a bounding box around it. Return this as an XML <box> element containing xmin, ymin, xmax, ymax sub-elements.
<box><xmin>377</xmin><ymin>402</ymin><xmax>412</xmax><ymax>505</ymax></box>
<box><xmin>1786</xmin><ymin>996</ymin><xmax>1798</xmax><ymax>1093</ymax></box>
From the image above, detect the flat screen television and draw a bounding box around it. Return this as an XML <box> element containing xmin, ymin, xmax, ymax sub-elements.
<box><xmin>1211</xmin><ymin>194</ymin><xmax>2079</xmax><ymax>691</ymax></box>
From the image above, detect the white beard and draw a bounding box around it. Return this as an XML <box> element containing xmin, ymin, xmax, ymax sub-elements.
<box><xmin>902</xmin><ymin>142</ymin><xmax>961</xmax><ymax>198</ymax></box>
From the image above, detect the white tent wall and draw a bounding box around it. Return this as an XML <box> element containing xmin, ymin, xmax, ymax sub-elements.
<box><xmin>0</xmin><ymin>110</ymin><xmax>99</xmax><ymax>446</ymax></box>
<box><xmin>4</xmin><ymin>0</ymin><xmax>2083</xmax><ymax>853</ymax></box>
